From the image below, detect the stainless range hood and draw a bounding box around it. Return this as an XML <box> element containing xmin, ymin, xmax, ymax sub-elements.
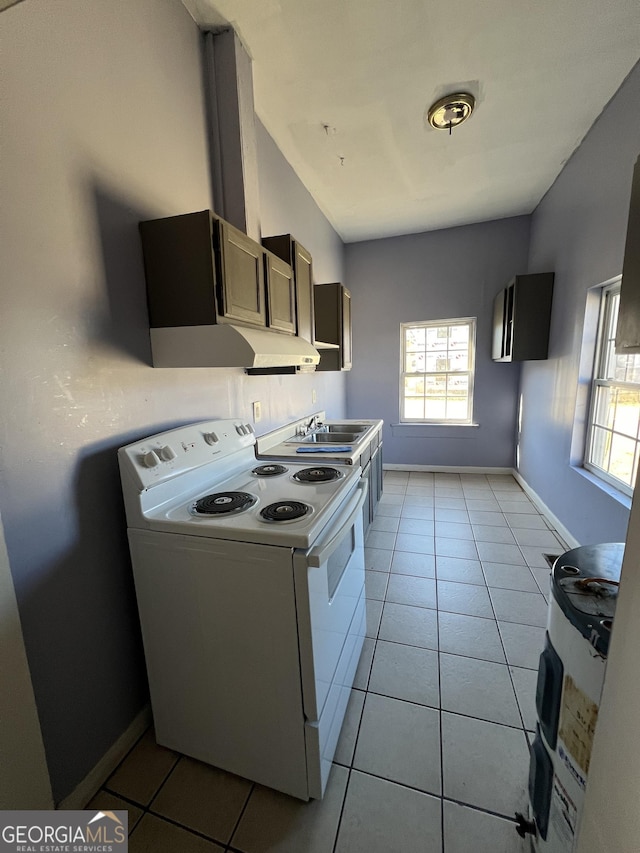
<box><xmin>150</xmin><ymin>324</ymin><xmax>320</xmax><ymax>369</ymax></box>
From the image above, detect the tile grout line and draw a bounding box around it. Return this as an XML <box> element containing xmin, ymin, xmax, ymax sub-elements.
<box><xmin>435</xmin><ymin>557</ymin><xmax>446</xmax><ymax>853</ymax></box>
<box><xmin>225</xmin><ymin>781</ymin><xmax>256</xmax><ymax>850</ymax></box>
<box><xmin>101</xmin><ymin>785</ymin><xmax>153</xmax><ymax>836</ymax></box>
<box><xmin>330</xmin><ymin>767</ymin><xmax>352</xmax><ymax>853</ymax></box>
<box><xmin>482</xmin><ymin>502</ymin><xmax>532</xmax><ymax>745</ymax></box>
<box><xmin>144</xmin><ymin>806</ymin><xmax>234</xmax><ymax>848</ymax></box>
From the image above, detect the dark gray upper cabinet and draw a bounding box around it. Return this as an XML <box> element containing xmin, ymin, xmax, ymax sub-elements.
<box><xmin>139</xmin><ymin>210</ymin><xmax>292</xmax><ymax>332</ymax></box>
<box><xmin>492</xmin><ymin>273</ymin><xmax>554</xmax><ymax>362</ymax></box>
<box><xmin>616</xmin><ymin>156</ymin><xmax>640</xmax><ymax>353</ymax></box>
<box><xmin>262</xmin><ymin>235</ymin><xmax>315</xmax><ymax>344</ymax></box>
<box><xmin>314</xmin><ymin>283</ymin><xmax>352</xmax><ymax>371</ymax></box>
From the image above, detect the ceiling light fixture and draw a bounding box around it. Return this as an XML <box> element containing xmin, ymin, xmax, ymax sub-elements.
<box><xmin>427</xmin><ymin>93</ymin><xmax>475</xmax><ymax>134</ymax></box>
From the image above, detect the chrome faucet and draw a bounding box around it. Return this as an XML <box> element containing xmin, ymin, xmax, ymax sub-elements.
<box><xmin>297</xmin><ymin>415</ymin><xmax>322</xmax><ymax>436</ymax></box>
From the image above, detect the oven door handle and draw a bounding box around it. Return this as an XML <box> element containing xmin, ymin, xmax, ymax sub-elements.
<box><xmin>307</xmin><ymin>479</ymin><xmax>368</xmax><ymax>568</ymax></box>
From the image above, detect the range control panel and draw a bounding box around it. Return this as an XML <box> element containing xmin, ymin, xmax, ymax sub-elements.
<box><xmin>119</xmin><ymin>419</ymin><xmax>256</xmax><ymax>491</ymax></box>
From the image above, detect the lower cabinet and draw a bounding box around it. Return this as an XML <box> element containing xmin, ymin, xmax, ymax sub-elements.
<box><xmin>361</xmin><ymin>434</ymin><xmax>383</xmax><ymax>534</ymax></box>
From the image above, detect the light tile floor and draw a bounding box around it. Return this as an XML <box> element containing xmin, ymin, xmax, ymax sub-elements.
<box><xmin>88</xmin><ymin>471</ymin><xmax>567</xmax><ymax>852</ymax></box>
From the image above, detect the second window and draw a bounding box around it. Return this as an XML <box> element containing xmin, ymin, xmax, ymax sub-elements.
<box><xmin>401</xmin><ymin>318</ymin><xmax>476</xmax><ymax>424</ymax></box>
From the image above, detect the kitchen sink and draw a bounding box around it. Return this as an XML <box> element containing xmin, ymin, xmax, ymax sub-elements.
<box><xmin>324</xmin><ymin>423</ymin><xmax>369</xmax><ymax>432</ymax></box>
<box><xmin>298</xmin><ymin>431</ymin><xmax>361</xmax><ymax>444</ymax></box>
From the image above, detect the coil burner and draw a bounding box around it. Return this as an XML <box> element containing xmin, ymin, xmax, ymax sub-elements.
<box><xmin>292</xmin><ymin>466</ymin><xmax>343</xmax><ymax>484</ymax></box>
<box><xmin>251</xmin><ymin>464</ymin><xmax>288</xmax><ymax>477</ymax></box>
<box><xmin>192</xmin><ymin>491</ymin><xmax>257</xmax><ymax>516</ymax></box>
<box><xmin>260</xmin><ymin>501</ymin><xmax>311</xmax><ymax>523</ymax></box>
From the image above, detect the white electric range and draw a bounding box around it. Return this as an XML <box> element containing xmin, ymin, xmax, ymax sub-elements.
<box><xmin>118</xmin><ymin>419</ymin><xmax>367</xmax><ymax>800</ymax></box>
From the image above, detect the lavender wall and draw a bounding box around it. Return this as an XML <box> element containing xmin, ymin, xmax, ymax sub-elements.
<box><xmin>519</xmin><ymin>63</ymin><xmax>640</xmax><ymax>544</ymax></box>
<box><xmin>344</xmin><ymin>217</ymin><xmax>531</xmax><ymax>467</ymax></box>
<box><xmin>1</xmin><ymin>0</ymin><xmax>344</xmax><ymax>802</ymax></box>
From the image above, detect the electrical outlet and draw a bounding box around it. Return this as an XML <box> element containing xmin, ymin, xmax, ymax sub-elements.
<box><xmin>312</xmin><ymin>389</ymin><xmax>317</xmax><ymax>404</ymax></box>
<box><xmin>252</xmin><ymin>401</ymin><xmax>262</xmax><ymax>423</ymax></box>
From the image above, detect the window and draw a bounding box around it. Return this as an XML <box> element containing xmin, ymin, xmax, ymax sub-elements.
<box><xmin>400</xmin><ymin>318</ymin><xmax>476</xmax><ymax>423</ymax></box>
<box><xmin>585</xmin><ymin>283</ymin><xmax>640</xmax><ymax>495</ymax></box>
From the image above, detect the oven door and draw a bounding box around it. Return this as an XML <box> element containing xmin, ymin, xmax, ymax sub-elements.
<box><xmin>293</xmin><ymin>478</ymin><xmax>367</xmax><ymax>796</ymax></box>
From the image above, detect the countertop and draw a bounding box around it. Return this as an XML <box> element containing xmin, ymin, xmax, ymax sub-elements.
<box><xmin>256</xmin><ymin>414</ymin><xmax>383</xmax><ymax>466</ymax></box>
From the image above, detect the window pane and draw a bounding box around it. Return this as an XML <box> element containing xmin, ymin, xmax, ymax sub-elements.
<box><xmin>405</xmin><ymin>327</ymin><xmax>425</xmax><ymax>352</ymax></box>
<box><xmin>449</xmin><ymin>325</ymin><xmax>469</xmax><ymax>348</ymax></box>
<box><xmin>613</xmin><ymin>388</ymin><xmax>640</xmax><ymax>438</ymax></box>
<box><xmin>424</xmin><ymin>397</ymin><xmax>446</xmax><ymax>419</ymax></box>
<box><xmin>603</xmin><ymin>344</ymin><xmax>617</xmax><ymax>380</ymax></box>
<box><xmin>426</xmin><ymin>353</ymin><xmax>450</xmax><ymax>371</ymax></box>
<box><xmin>404</xmin><ymin>397</ymin><xmax>425</xmax><ymax>419</ymax></box>
<box><xmin>406</xmin><ymin>352</ymin><xmax>426</xmax><ymax>372</ymax></box>
<box><xmin>404</xmin><ymin>376</ymin><xmax>424</xmax><ymax>396</ymax></box>
<box><xmin>609</xmin><ymin>433</ymin><xmax>636</xmax><ymax>486</ymax></box>
<box><xmin>449</xmin><ymin>350</ymin><xmax>469</xmax><ymax>371</ymax></box>
<box><xmin>593</xmin><ymin>386</ymin><xmax>616</xmax><ymax>429</ymax></box>
<box><xmin>590</xmin><ymin>426</ymin><xmax>612</xmax><ymax>472</ymax></box>
<box><xmin>426</xmin><ymin>327</ymin><xmax>448</xmax><ymax>350</ymax></box>
<box><xmin>425</xmin><ymin>375</ymin><xmax>446</xmax><ymax>396</ymax></box>
<box><xmin>448</xmin><ymin>374</ymin><xmax>469</xmax><ymax>397</ymax></box>
<box><xmin>613</xmin><ymin>353</ymin><xmax>640</xmax><ymax>383</ymax></box>
<box><xmin>446</xmin><ymin>397</ymin><xmax>469</xmax><ymax>419</ymax></box>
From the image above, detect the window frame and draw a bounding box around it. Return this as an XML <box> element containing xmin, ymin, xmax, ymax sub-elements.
<box><xmin>584</xmin><ymin>282</ymin><xmax>640</xmax><ymax>496</ymax></box>
<box><xmin>399</xmin><ymin>317</ymin><xmax>477</xmax><ymax>425</ymax></box>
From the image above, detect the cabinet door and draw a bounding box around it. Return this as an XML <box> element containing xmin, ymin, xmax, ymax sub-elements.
<box><xmin>295</xmin><ymin>243</ymin><xmax>315</xmax><ymax>344</ymax></box>
<box><xmin>374</xmin><ymin>442</ymin><xmax>383</xmax><ymax>505</ymax></box>
<box><xmin>616</xmin><ymin>157</ymin><xmax>640</xmax><ymax>352</ymax></box>
<box><xmin>511</xmin><ymin>274</ymin><xmax>553</xmax><ymax>360</ymax></box>
<box><xmin>370</xmin><ymin>443</ymin><xmax>383</xmax><ymax>520</ymax></box>
<box><xmin>314</xmin><ymin>283</ymin><xmax>340</xmax><ymax>345</ymax></box>
<box><xmin>492</xmin><ymin>288</ymin><xmax>507</xmax><ymax>360</ymax></box>
<box><xmin>362</xmin><ymin>460</ymin><xmax>373</xmax><ymax>532</ymax></box>
<box><xmin>341</xmin><ymin>288</ymin><xmax>352</xmax><ymax>370</ymax></box>
<box><xmin>503</xmin><ymin>282</ymin><xmax>515</xmax><ymax>360</ymax></box>
<box><xmin>492</xmin><ymin>282</ymin><xmax>516</xmax><ymax>361</ymax></box>
<box><xmin>216</xmin><ymin>219</ymin><xmax>266</xmax><ymax>327</ymax></box>
<box><xmin>265</xmin><ymin>252</ymin><xmax>295</xmax><ymax>334</ymax></box>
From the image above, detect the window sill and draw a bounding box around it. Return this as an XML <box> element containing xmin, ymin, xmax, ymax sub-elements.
<box><xmin>571</xmin><ymin>465</ymin><xmax>632</xmax><ymax>510</ymax></box>
<box><xmin>391</xmin><ymin>422</ymin><xmax>480</xmax><ymax>439</ymax></box>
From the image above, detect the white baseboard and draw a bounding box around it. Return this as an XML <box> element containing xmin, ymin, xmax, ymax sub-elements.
<box><xmin>58</xmin><ymin>705</ymin><xmax>151</xmax><ymax>810</ymax></box>
<box><xmin>512</xmin><ymin>471</ymin><xmax>580</xmax><ymax>549</ymax></box>
<box><xmin>383</xmin><ymin>464</ymin><xmax>514</xmax><ymax>475</ymax></box>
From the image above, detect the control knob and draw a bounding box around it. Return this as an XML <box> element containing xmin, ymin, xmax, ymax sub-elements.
<box><xmin>158</xmin><ymin>445</ymin><xmax>177</xmax><ymax>462</ymax></box>
<box><xmin>142</xmin><ymin>450</ymin><xmax>161</xmax><ymax>468</ymax></box>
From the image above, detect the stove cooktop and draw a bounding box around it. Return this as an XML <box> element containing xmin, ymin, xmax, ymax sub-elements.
<box><xmin>119</xmin><ymin>420</ymin><xmax>362</xmax><ymax>548</ymax></box>
<box><xmin>157</xmin><ymin>461</ymin><xmax>357</xmax><ymax>546</ymax></box>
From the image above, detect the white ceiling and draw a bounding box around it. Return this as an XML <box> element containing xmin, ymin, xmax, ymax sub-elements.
<box><xmin>183</xmin><ymin>0</ymin><xmax>640</xmax><ymax>243</ymax></box>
